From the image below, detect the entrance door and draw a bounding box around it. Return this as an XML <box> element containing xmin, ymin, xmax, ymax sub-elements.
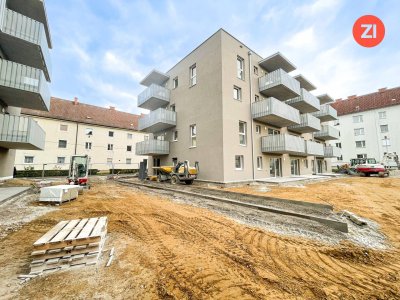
<box><xmin>317</xmin><ymin>159</ymin><xmax>323</xmax><ymax>173</ymax></box>
<box><xmin>291</xmin><ymin>159</ymin><xmax>300</xmax><ymax>176</ymax></box>
<box><xmin>153</xmin><ymin>158</ymin><xmax>161</xmax><ymax>175</ymax></box>
<box><xmin>269</xmin><ymin>158</ymin><xmax>282</xmax><ymax>177</ymax></box>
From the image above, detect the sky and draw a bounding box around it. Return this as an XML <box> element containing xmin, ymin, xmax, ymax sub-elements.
<box><xmin>46</xmin><ymin>0</ymin><xmax>400</xmax><ymax>114</ymax></box>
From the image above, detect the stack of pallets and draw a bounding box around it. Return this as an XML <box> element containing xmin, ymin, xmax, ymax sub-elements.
<box><xmin>29</xmin><ymin>217</ymin><xmax>108</xmax><ymax>275</ymax></box>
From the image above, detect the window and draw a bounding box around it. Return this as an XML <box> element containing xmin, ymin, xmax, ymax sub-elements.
<box><xmin>334</xmin><ymin>120</ymin><xmax>340</xmax><ymax>126</ymax></box>
<box><xmin>380</xmin><ymin>125</ymin><xmax>388</xmax><ymax>133</ymax></box>
<box><xmin>60</xmin><ymin>124</ymin><xmax>68</xmax><ymax>131</ymax></box>
<box><xmin>338</xmin><ymin>155</ymin><xmax>343</xmax><ymax>161</ymax></box>
<box><xmin>304</xmin><ymin>159</ymin><xmax>308</xmax><ymax>168</ymax></box>
<box><xmin>255</xmin><ymin>95</ymin><xmax>260</xmax><ymax>102</ymax></box>
<box><xmin>257</xmin><ymin>156</ymin><xmax>262</xmax><ymax>170</ymax></box>
<box><xmin>379</xmin><ymin>111</ymin><xmax>386</xmax><ymax>119</ymax></box>
<box><xmin>24</xmin><ymin>156</ymin><xmax>34</xmax><ymax>163</ymax></box>
<box><xmin>108</xmin><ymin>144</ymin><xmax>114</xmax><ymax>151</ymax></box>
<box><xmin>173</xmin><ymin>131</ymin><xmax>178</xmax><ymax>141</ymax></box>
<box><xmin>126</xmin><ymin>158</ymin><xmax>132</xmax><ymax>165</ymax></box>
<box><xmin>233</xmin><ymin>86</ymin><xmax>242</xmax><ymax>100</ymax></box>
<box><xmin>354</xmin><ymin>128</ymin><xmax>364</xmax><ymax>136</ymax></box>
<box><xmin>109</xmin><ymin>131</ymin><xmax>114</xmax><ymax>137</ymax></box>
<box><xmin>172</xmin><ymin>157</ymin><xmax>178</xmax><ymax>166</ymax></box>
<box><xmin>353</xmin><ymin>115</ymin><xmax>363</xmax><ymax>123</ymax></box>
<box><xmin>255</xmin><ymin>125</ymin><xmax>261</xmax><ymax>134</ymax></box>
<box><xmin>335</xmin><ymin>142</ymin><xmax>342</xmax><ymax>148</ymax></box>
<box><xmin>190</xmin><ymin>124</ymin><xmax>197</xmax><ymax>147</ymax></box>
<box><xmin>85</xmin><ymin>142</ymin><xmax>92</xmax><ymax>150</ymax></box>
<box><xmin>170</xmin><ymin>104</ymin><xmax>176</xmax><ymax>112</ymax></box>
<box><xmin>127</xmin><ymin>133</ymin><xmax>132</xmax><ymax>139</ymax></box>
<box><xmin>57</xmin><ymin>157</ymin><xmax>65</xmax><ymax>164</ymax></box>
<box><xmin>127</xmin><ymin>145</ymin><xmax>132</xmax><ymax>152</ymax></box>
<box><xmin>85</xmin><ymin>128</ymin><xmax>93</xmax><ymax>136</ymax></box>
<box><xmin>107</xmin><ymin>158</ymin><xmax>113</xmax><ymax>164</ymax></box>
<box><xmin>355</xmin><ymin>141</ymin><xmax>366</xmax><ymax>148</ymax></box>
<box><xmin>268</xmin><ymin>128</ymin><xmax>280</xmax><ymax>135</ymax></box>
<box><xmin>382</xmin><ymin>137</ymin><xmax>391</xmax><ymax>146</ymax></box>
<box><xmin>239</xmin><ymin>121</ymin><xmax>247</xmax><ymax>145</ymax></box>
<box><xmin>58</xmin><ymin>140</ymin><xmax>67</xmax><ymax>148</ymax></box>
<box><xmin>173</xmin><ymin>77</ymin><xmax>178</xmax><ymax>89</ymax></box>
<box><xmin>357</xmin><ymin>154</ymin><xmax>367</xmax><ymax>159</ymax></box>
<box><xmin>235</xmin><ymin>155</ymin><xmax>244</xmax><ymax>170</ymax></box>
<box><xmin>190</xmin><ymin>64</ymin><xmax>197</xmax><ymax>86</ymax></box>
<box><xmin>253</xmin><ymin>66</ymin><xmax>258</xmax><ymax>76</ymax></box>
<box><xmin>237</xmin><ymin>56</ymin><xmax>244</xmax><ymax>79</ymax></box>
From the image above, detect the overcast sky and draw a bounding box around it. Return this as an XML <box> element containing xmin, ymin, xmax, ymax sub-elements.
<box><xmin>46</xmin><ymin>0</ymin><xmax>400</xmax><ymax>114</ymax></box>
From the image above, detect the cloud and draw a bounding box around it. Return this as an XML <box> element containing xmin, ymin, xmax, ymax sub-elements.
<box><xmin>285</xmin><ymin>27</ymin><xmax>318</xmax><ymax>51</ymax></box>
<box><xmin>102</xmin><ymin>51</ymin><xmax>143</xmax><ymax>82</ymax></box>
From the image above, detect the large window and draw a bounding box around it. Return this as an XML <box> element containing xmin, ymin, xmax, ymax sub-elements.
<box><xmin>353</xmin><ymin>115</ymin><xmax>363</xmax><ymax>123</ymax></box>
<box><xmin>379</xmin><ymin>111</ymin><xmax>386</xmax><ymax>119</ymax></box>
<box><xmin>58</xmin><ymin>140</ymin><xmax>67</xmax><ymax>148</ymax></box>
<box><xmin>354</xmin><ymin>128</ymin><xmax>365</xmax><ymax>136</ymax></box>
<box><xmin>24</xmin><ymin>156</ymin><xmax>34</xmax><ymax>163</ymax></box>
<box><xmin>257</xmin><ymin>156</ymin><xmax>263</xmax><ymax>170</ymax></box>
<box><xmin>190</xmin><ymin>124</ymin><xmax>197</xmax><ymax>147</ymax></box>
<box><xmin>237</xmin><ymin>56</ymin><xmax>244</xmax><ymax>79</ymax></box>
<box><xmin>380</xmin><ymin>125</ymin><xmax>388</xmax><ymax>133</ymax></box>
<box><xmin>233</xmin><ymin>86</ymin><xmax>242</xmax><ymax>100</ymax></box>
<box><xmin>57</xmin><ymin>157</ymin><xmax>65</xmax><ymax>164</ymax></box>
<box><xmin>355</xmin><ymin>141</ymin><xmax>366</xmax><ymax>148</ymax></box>
<box><xmin>235</xmin><ymin>155</ymin><xmax>244</xmax><ymax>170</ymax></box>
<box><xmin>190</xmin><ymin>64</ymin><xmax>197</xmax><ymax>86</ymax></box>
<box><xmin>239</xmin><ymin>121</ymin><xmax>247</xmax><ymax>146</ymax></box>
<box><xmin>108</xmin><ymin>144</ymin><xmax>114</xmax><ymax>151</ymax></box>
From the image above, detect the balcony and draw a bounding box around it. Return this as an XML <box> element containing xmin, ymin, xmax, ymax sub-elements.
<box><xmin>258</xmin><ymin>52</ymin><xmax>296</xmax><ymax>73</ymax></box>
<box><xmin>135</xmin><ymin>140</ymin><xmax>169</xmax><ymax>156</ymax></box>
<box><xmin>288</xmin><ymin>114</ymin><xmax>321</xmax><ymax>133</ymax></box>
<box><xmin>252</xmin><ymin>97</ymin><xmax>300</xmax><ymax>127</ymax></box>
<box><xmin>314</xmin><ymin>125</ymin><xmax>340</xmax><ymax>141</ymax></box>
<box><xmin>261</xmin><ymin>134</ymin><xmax>306</xmax><ymax>155</ymax></box>
<box><xmin>293</xmin><ymin>74</ymin><xmax>316</xmax><ymax>91</ymax></box>
<box><xmin>138</xmin><ymin>108</ymin><xmax>176</xmax><ymax>133</ymax></box>
<box><xmin>312</xmin><ymin>104</ymin><xmax>338</xmax><ymax>122</ymax></box>
<box><xmin>0</xmin><ymin>4</ymin><xmax>51</xmax><ymax>81</ymax></box>
<box><xmin>324</xmin><ymin>146</ymin><xmax>341</xmax><ymax>158</ymax></box>
<box><xmin>0</xmin><ymin>114</ymin><xmax>45</xmax><ymax>150</ymax></box>
<box><xmin>317</xmin><ymin>94</ymin><xmax>334</xmax><ymax>105</ymax></box>
<box><xmin>305</xmin><ymin>140</ymin><xmax>324</xmax><ymax>156</ymax></box>
<box><xmin>258</xmin><ymin>69</ymin><xmax>300</xmax><ymax>100</ymax></box>
<box><xmin>137</xmin><ymin>84</ymin><xmax>170</xmax><ymax>111</ymax></box>
<box><xmin>286</xmin><ymin>88</ymin><xmax>320</xmax><ymax>113</ymax></box>
<box><xmin>0</xmin><ymin>59</ymin><xmax>50</xmax><ymax>111</ymax></box>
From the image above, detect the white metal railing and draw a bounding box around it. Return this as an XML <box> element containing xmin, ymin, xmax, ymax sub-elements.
<box><xmin>137</xmin><ymin>84</ymin><xmax>170</xmax><ymax>108</ymax></box>
<box><xmin>0</xmin><ymin>114</ymin><xmax>45</xmax><ymax>149</ymax></box>
<box><xmin>138</xmin><ymin>108</ymin><xmax>176</xmax><ymax>132</ymax></box>
<box><xmin>312</xmin><ymin>104</ymin><xmax>338</xmax><ymax>119</ymax></box>
<box><xmin>261</xmin><ymin>134</ymin><xmax>305</xmax><ymax>154</ymax></box>
<box><xmin>135</xmin><ymin>139</ymin><xmax>169</xmax><ymax>155</ymax></box>
<box><xmin>286</xmin><ymin>88</ymin><xmax>320</xmax><ymax>110</ymax></box>
<box><xmin>288</xmin><ymin>113</ymin><xmax>321</xmax><ymax>132</ymax></box>
<box><xmin>305</xmin><ymin>140</ymin><xmax>324</xmax><ymax>156</ymax></box>
<box><xmin>259</xmin><ymin>68</ymin><xmax>300</xmax><ymax>96</ymax></box>
<box><xmin>252</xmin><ymin>97</ymin><xmax>300</xmax><ymax>125</ymax></box>
<box><xmin>324</xmin><ymin>145</ymin><xmax>341</xmax><ymax>157</ymax></box>
<box><xmin>314</xmin><ymin>125</ymin><xmax>340</xmax><ymax>139</ymax></box>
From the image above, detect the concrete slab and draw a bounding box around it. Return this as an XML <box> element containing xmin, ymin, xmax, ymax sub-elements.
<box><xmin>256</xmin><ymin>175</ymin><xmax>328</xmax><ymax>184</ymax></box>
<box><xmin>0</xmin><ymin>187</ymin><xmax>30</xmax><ymax>204</ymax></box>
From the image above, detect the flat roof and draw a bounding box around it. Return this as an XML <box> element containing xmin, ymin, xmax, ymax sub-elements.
<box><xmin>140</xmin><ymin>69</ymin><xmax>170</xmax><ymax>87</ymax></box>
<box><xmin>294</xmin><ymin>74</ymin><xmax>316</xmax><ymax>91</ymax></box>
<box><xmin>317</xmin><ymin>94</ymin><xmax>334</xmax><ymax>104</ymax></box>
<box><xmin>258</xmin><ymin>52</ymin><xmax>296</xmax><ymax>73</ymax></box>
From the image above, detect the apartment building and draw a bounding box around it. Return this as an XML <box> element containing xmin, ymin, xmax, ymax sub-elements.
<box><xmin>15</xmin><ymin>97</ymin><xmax>146</xmax><ymax>171</ymax></box>
<box><xmin>135</xmin><ymin>29</ymin><xmax>340</xmax><ymax>183</ymax></box>
<box><xmin>330</xmin><ymin>87</ymin><xmax>400</xmax><ymax>163</ymax></box>
<box><xmin>0</xmin><ymin>0</ymin><xmax>51</xmax><ymax>179</ymax></box>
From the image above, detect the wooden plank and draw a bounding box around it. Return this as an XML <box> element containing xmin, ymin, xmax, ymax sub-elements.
<box><xmin>65</xmin><ymin>218</ymin><xmax>89</xmax><ymax>241</ymax></box>
<box><xmin>33</xmin><ymin>221</ymin><xmax>68</xmax><ymax>247</ymax></box>
<box><xmin>50</xmin><ymin>219</ymin><xmax>80</xmax><ymax>243</ymax></box>
<box><xmin>31</xmin><ymin>245</ymin><xmax>102</xmax><ymax>261</ymax></box>
<box><xmin>31</xmin><ymin>234</ymin><xmax>103</xmax><ymax>251</ymax></box>
<box><xmin>90</xmin><ymin>217</ymin><xmax>108</xmax><ymax>238</ymax></box>
<box><xmin>76</xmin><ymin>218</ymin><xmax>98</xmax><ymax>240</ymax></box>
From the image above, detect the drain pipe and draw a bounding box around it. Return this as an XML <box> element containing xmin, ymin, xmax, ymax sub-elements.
<box><xmin>248</xmin><ymin>51</ymin><xmax>255</xmax><ymax>180</ymax></box>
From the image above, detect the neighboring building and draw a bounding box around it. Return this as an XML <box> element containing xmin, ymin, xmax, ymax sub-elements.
<box><xmin>331</xmin><ymin>87</ymin><xmax>400</xmax><ymax>164</ymax></box>
<box><xmin>0</xmin><ymin>0</ymin><xmax>52</xmax><ymax>179</ymax></box>
<box><xmin>15</xmin><ymin>97</ymin><xmax>146</xmax><ymax>171</ymax></box>
<box><xmin>135</xmin><ymin>29</ymin><xmax>340</xmax><ymax>183</ymax></box>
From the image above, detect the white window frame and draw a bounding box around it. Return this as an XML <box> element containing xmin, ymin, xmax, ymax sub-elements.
<box><xmin>253</xmin><ymin>66</ymin><xmax>258</xmax><ymax>76</ymax></box>
<box><xmin>354</xmin><ymin>128</ymin><xmax>365</xmax><ymax>136</ymax></box>
<box><xmin>126</xmin><ymin>158</ymin><xmax>132</xmax><ymax>165</ymax></box>
<box><xmin>235</xmin><ymin>155</ymin><xmax>244</xmax><ymax>170</ymax></box>
<box><xmin>190</xmin><ymin>64</ymin><xmax>197</xmax><ymax>86</ymax></box>
<box><xmin>173</xmin><ymin>77</ymin><xmax>178</xmax><ymax>89</ymax></box>
<box><xmin>237</xmin><ymin>56</ymin><xmax>244</xmax><ymax>80</ymax></box>
<box><xmin>85</xmin><ymin>142</ymin><xmax>92</xmax><ymax>150</ymax></box>
<box><xmin>58</xmin><ymin>140</ymin><xmax>67</xmax><ymax>148</ymax></box>
<box><xmin>380</xmin><ymin>124</ymin><xmax>388</xmax><ymax>133</ymax></box>
<box><xmin>24</xmin><ymin>156</ymin><xmax>34</xmax><ymax>164</ymax></box>
<box><xmin>255</xmin><ymin>125</ymin><xmax>261</xmax><ymax>134</ymax></box>
<box><xmin>127</xmin><ymin>133</ymin><xmax>133</xmax><ymax>139</ymax></box>
<box><xmin>107</xmin><ymin>158</ymin><xmax>113</xmax><ymax>164</ymax></box>
<box><xmin>382</xmin><ymin>138</ymin><xmax>391</xmax><ymax>146</ymax></box>
<box><xmin>239</xmin><ymin>121</ymin><xmax>247</xmax><ymax>146</ymax></box>
<box><xmin>379</xmin><ymin>111</ymin><xmax>386</xmax><ymax>119</ymax></box>
<box><xmin>190</xmin><ymin>124</ymin><xmax>197</xmax><ymax>147</ymax></box>
<box><xmin>255</xmin><ymin>95</ymin><xmax>260</xmax><ymax>102</ymax></box>
<box><xmin>57</xmin><ymin>157</ymin><xmax>66</xmax><ymax>164</ymax></box>
<box><xmin>355</xmin><ymin>140</ymin><xmax>366</xmax><ymax>148</ymax></box>
<box><xmin>233</xmin><ymin>86</ymin><xmax>242</xmax><ymax>101</ymax></box>
<box><xmin>108</xmin><ymin>144</ymin><xmax>114</xmax><ymax>151</ymax></box>
<box><xmin>352</xmin><ymin>115</ymin><xmax>363</xmax><ymax>123</ymax></box>
<box><xmin>257</xmin><ymin>156</ymin><xmax>262</xmax><ymax>170</ymax></box>
<box><xmin>173</xmin><ymin>130</ymin><xmax>178</xmax><ymax>142</ymax></box>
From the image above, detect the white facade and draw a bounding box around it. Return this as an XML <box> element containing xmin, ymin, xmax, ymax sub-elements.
<box><xmin>15</xmin><ymin>116</ymin><xmax>147</xmax><ymax>172</ymax></box>
<box><xmin>332</xmin><ymin>104</ymin><xmax>400</xmax><ymax>163</ymax></box>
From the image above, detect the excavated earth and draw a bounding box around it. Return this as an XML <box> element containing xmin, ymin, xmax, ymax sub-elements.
<box><xmin>0</xmin><ymin>177</ymin><xmax>399</xmax><ymax>299</ymax></box>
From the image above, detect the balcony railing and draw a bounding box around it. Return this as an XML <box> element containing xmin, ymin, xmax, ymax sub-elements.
<box><xmin>252</xmin><ymin>97</ymin><xmax>300</xmax><ymax>127</ymax></box>
<box><xmin>258</xmin><ymin>69</ymin><xmax>300</xmax><ymax>100</ymax></box>
<box><xmin>137</xmin><ymin>84</ymin><xmax>170</xmax><ymax>110</ymax></box>
<box><xmin>261</xmin><ymin>134</ymin><xmax>306</xmax><ymax>155</ymax></box>
<box><xmin>135</xmin><ymin>140</ymin><xmax>169</xmax><ymax>156</ymax></box>
<box><xmin>0</xmin><ymin>59</ymin><xmax>50</xmax><ymax>111</ymax></box>
<box><xmin>324</xmin><ymin>146</ymin><xmax>342</xmax><ymax>158</ymax></box>
<box><xmin>314</xmin><ymin>125</ymin><xmax>340</xmax><ymax>141</ymax></box>
<box><xmin>288</xmin><ymin>113</ymin><xmax>321</xmax><ymax>133</ymax></box>
<box><xmin>0</xmin><ymin>114</ymin><xmax>45</xmax><ymax>150</ymax></box>
<box><xmin>312</xmin><ymin>104</ymin><xmax>338</xmax><ymax>122</ymax></box>
<box><xmin>0</xmin><ymin>5</ymin><xmax>51</xmax><ymax>80</ymax></box>
<box><xmin>286</xmin><ymin>88</ymin><xmax>320</xmax><ymax>113</ymax></box>
<box><xmin>305</xmin><ymin>140</ymin><xmax>324</xmax><ymax>156</ymax></box>
<box><xmin>138</xmin><ymin>108</ymin><xmax>176</xmax><ymax>133</ymax></box>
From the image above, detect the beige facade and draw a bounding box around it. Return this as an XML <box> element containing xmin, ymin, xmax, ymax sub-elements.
<box><xmin>137</xmin><ymin>29</ymin><xmax>339</xmax><ymax>183</ymax></box>
<box><xmin>15</xmin><ymin>116</ymin><xmax>146</xmax><ymax>172</ymax></box>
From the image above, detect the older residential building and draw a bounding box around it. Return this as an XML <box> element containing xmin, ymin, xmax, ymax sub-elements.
<box><xmin>135</xmin><ymin>29</ymin><xmax>340</xmax><ymax>183</ymax></box>
<box><xmin>0</xmin><ymin>0</ymin><xmax>51</xmax><ymax>179</ymax></box>
<box><xmin>15</xmin><ymin>97</ymin><xmax>146</xmax><ymax>171</ymax></box>
<box><xmin>330</xmin><ymin>87</ymin><xmax>400</xmax><ymax>163</ymax></box>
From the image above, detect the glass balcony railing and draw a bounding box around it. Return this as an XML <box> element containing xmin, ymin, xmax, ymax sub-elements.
<box><xmin>137</xmin><ymin>84</ymin><xmax>170</xmax><ymax>110</ymax></box>
<box><xmin>258</xmin><ymin>69</ymin><xmax>301</xmax><ymax>100</ymax></box>
<box><xmin>135</xmin><ymin>140</ymin><xmax>169</xmax><ymax>156</ymax></box>
<box><xmin>138</xmin><ymin>108</ymin><xmax>176</xmax><ymax>133</ymax></box>
<box><xmin>261</xmin><ymin>134</ymin><xmax>306</xmax><ymax>155</ymax></box>
<box><xmin>288</xmin><ymin>113</ymin><xmax>321</xmax><ymax>133</ymax></box>
<box><xmin>252</xmin><ymin>97</ymin><xmax>300</xmax><ymax>127</ymax></box>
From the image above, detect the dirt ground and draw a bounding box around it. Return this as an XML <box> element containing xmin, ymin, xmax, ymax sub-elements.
<box><xmin>0</xmin><ymin>177</ymin><xmax>399</xmax><ymax>299</ymax></box>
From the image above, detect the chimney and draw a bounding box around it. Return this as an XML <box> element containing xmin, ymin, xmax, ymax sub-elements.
<box><xmin>348</xmin><ymin>95</ymin><xmax>357</xmax><ymax>100</ymax></box>
<box><xmin>109</xmin><ymin>106</ymin><xmax>115</xmax><ymax>110</ymax></box>
<box><xmin>73</xmin><ymin>97</ymin><xmax>79</xmax><ymax>105</ymax></box>
<box><xmin>378</xmin><ymin>87</ymin><xmax>387</xmax><ymax>93</ymax></box>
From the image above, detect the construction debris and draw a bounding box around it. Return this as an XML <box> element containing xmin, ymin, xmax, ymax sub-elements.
<box><xmin>29</xmin><ymin>217</ymin><xmax>108</xmax><ymax>276</ymax></box>
<box><xmin>39</xmin><ymin>185</ymin><xmax>81</xmax><ymax>204</ymax></box>
<box><xmin>342</xmin><ymin>210</ymin><xmax>367</xmax><ymax>226</ymax></box>
<box><xmin>106</xmin><ymin>247</ymin><xmax>115</xmax><ymax>267</ymax></box>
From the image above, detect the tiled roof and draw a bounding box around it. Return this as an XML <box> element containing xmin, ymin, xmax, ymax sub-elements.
<box><xmin>22</xmin><ymin>97</ymin><xmax>140</xmax><ymax>131</ymax></box>
<box><xmin>331</xmin><ymin>87</ymin><xmax>400</xmax><ymax>116</ymax></box>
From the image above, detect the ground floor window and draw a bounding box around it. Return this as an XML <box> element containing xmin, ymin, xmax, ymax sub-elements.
<box><xmin>126</xmin><ymin>158</ymin><xmax>131</xmax><ymax>164</ymax></box>
<box><xmin>24</xmin><ymin>156</ymin><xmax>34</xmax><ymax>164</ymax></box>
<box><xmin>291</xmin><ymin>159</ymin><xmax>300</xmax><ymax>176</ymax></box>
<box><xmin>57</xmin><ymin>157</ymin><xmax>65</xmax><ymax>164</ymax></box>
<box><xmin>235</xmin><ymin>155</ymin><xmax>244</xmax><ymax>170</ymax></box>
<box><xmin>269</xmin><ymin>158</ymin><xmax>282</xmax><ymax>177</ymax></box>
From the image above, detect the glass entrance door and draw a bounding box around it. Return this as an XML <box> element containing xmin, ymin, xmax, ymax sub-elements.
<box><xmin>291</xmin><ymin>159</ymin><xmax>300</xmax><ymax>176</ymax></box>
<box><xmin>269</xmin><ymin>158</ymin><xmax>282</xmax><ymax>177</ymax></box>
<box><xmin>317</xmin><ymin>159</ymin><xmax>323</xmax><ymax>173</ymax></box>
